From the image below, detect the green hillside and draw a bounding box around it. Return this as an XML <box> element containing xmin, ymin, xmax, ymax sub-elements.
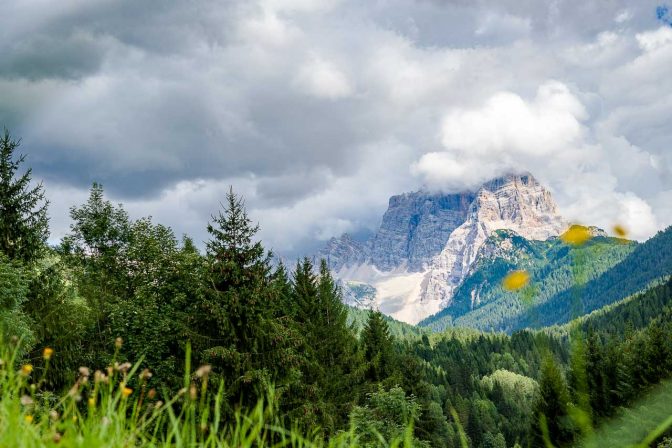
<box><xmin>419</xmin><ymin>229</ymin><xmax>637</xmax><ymax>332</ymax></box>
<box><xmin>347</xmin><ymin>305</ymin><xmax>429</xmax><ymax>339</ymax></box>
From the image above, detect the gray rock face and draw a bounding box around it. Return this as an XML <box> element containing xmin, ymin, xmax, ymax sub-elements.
<box><xmin>319</xmin><ymin>234</ymin><xmax>368</xmax><ymax>271</ymax></box>
<box><xmin>369</xmin><ymin>192</ymin><xmax>476</xmax><ymax>271</ymax></box>
<box><xmin>320</xmin><ymin>173</ymin><xmax>567</xmax><ymax>324</ymax></box>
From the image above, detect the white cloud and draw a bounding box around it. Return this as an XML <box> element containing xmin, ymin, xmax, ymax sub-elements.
<box><xmin>294</xmin><ymin>57</ymin><xmax>353</xmax><ymax>99</ymax></box>
<box><xmin>614</xmin><ymin>9</ymin><xmax>632</xmax><ymax>24</ymax></box>
<box><xmin>413</xmin><ymin>81</ymin><xmax>588</xmax><ymax>190</ymax></box>
<box><xmin>636</xmin><ymin>26</ymin><xmax>672</xmax><ymax>52</ymax></box>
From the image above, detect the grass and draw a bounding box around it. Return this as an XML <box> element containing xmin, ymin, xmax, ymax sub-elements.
<box><xmin>578</xmin><ymin>378</ymin><xmax>672</xmax><ymax>448</ymax></box>
<box><xmin>0</xmin><ymin>341</ymin><xmax>416</xmax><ymax>448</ymax></box>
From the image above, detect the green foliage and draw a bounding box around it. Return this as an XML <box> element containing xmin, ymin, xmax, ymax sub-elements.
<box><xmin>0</xmin><ymin>129</ymin><xmax>49</xmax><ymax>264</ymax></box>
<box><xmin>530</xmin><ymin>355</ymin><xmax>575</xmax><ymax>447</ymax></box>
<box><xmin>349</xmin><ymin>386</ymin><xmax>428</xmax><ymax>447</ymax></box>
<box><xmin>0</xmin><ymin>253</ymin><xmax>34</xmax><ymax>351</ymax></box>
<box><xmin>188</xmin><ymin>188</ymin><xmax>292</xmax><ymax>411</ymax></box>
<box><xmin>420</xmin><ymin>231</ymin><xmax>637</xmax><ymax>332</ymax></box>
<box><xmin>289</xmin><ymin>258</ymin><xmax>363</xmax><ymax>433</ymax></box>
<box><xmin>348</xmin><ymin>306</ymin><xmax>427</xmax><ymax>339</ymax></box>
<box><xmin>361</xmin><ymin>310</ymin><xmax>395</xmax><ymax>382</ymax></box>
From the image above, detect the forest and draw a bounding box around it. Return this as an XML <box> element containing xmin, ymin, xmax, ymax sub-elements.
<box><xmin>1</xmin><ymin>128</ymin><xmax>672</xmax><ymax>448</ymax></box>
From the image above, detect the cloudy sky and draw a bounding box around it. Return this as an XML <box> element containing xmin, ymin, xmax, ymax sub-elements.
<box><xmin>2</xmin><ymin>0</ymin><xmax>672</xmax><ymax>257</ymax></box>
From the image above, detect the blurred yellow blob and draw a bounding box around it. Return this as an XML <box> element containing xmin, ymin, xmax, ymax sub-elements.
<box><xmin>88</xmin><ymin>397</ymin><xmax>96</xmax><ymax>407</ymax></box>
<box><xmin>24</xmin><ymin>415</ymin><xmax>33</xmax><ymax>424</ymax></box>
<box><xmin>43</xmin><ymin>347</ymin><xmax>53</xmax><ymax>360</ymax></box>
<box><xmin>122</xmin><ymin>387</ymin><xmax>133</xmax><ymax>398</ymax></box>
<box><xmin>503</xmin><ymin>270</ymin><xmax>530</xmax><ymax>291</ymax></box>
<box><xmin>21</xmin><ymin>364</ymin><xmax>33</xmax><ymax>376</ymax></box>
<box><xmin>613</xmin><ymin>224</ymin><xmax>628</xmax><ymax>239</ymax></box>
<box><xmin>561</xmin><ymin>225</ymin><xmax>592</xmax><ymax>246</ymax></box>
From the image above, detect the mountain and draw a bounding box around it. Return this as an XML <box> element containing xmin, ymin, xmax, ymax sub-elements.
<box><xmin>419</xmin><ymin>229</ymin><xmax>637</xmax><ymax>332</ymax></box>
<box><xmin>320</xmin><ymin>173</ymin><xmax>567</xmax><ymax>324</ymax></box>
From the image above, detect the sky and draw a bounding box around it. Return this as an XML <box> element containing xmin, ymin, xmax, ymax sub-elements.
<box><xmin>1</xmin><ymin>0</ymin><xmax>672</xmax><ymax>258</ymax></box>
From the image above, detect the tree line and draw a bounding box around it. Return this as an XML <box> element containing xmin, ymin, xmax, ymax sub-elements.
<box><xmin>2</xmin><ymin>129</ymin><xmax>672</xmax><ymax>447</ymax></box>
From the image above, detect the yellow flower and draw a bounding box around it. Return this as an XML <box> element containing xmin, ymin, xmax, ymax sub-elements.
<box><xmin>502</xmin><ymin>270</ymin><xmax>530</xmax><ymax>291</ymax></box>
<box><xmin>43</xmin><ymin>347</ymin><xmax>54</xmax><ymax>360</ymax></box>
<box><xmin>560</xmin><ymin>225</ymin><xmax>592</xmax><ymax>246</ymax></box>
<box><xmin>21</xmin><ymin>364</ymin><xmax>33</xmax><ymax>376</ymax></box>
<box><xmin>88</xmin><ymin>397</ymin><xmax>96</xmax><ymax>407</ymax></box>
<box><xmin>613</xmin><ymin>224</ymin><xmax>628</xmax><ymax>239</ymax></box>
<box><xmin>24</xmin><ymin>415</ymin><xmax>33</xmax><ymax>424</ymax></box>
<box><xmin>121</xmin><ymin>387</ymin><xmax>133</xmax><ymax>398</ymax></box>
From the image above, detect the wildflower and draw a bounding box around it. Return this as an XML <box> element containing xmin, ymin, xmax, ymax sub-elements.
<box><xmin>502</xmin><ymin>270</ymin><xmax>530</xmax><ymax>291</ymax></box>
<box><xmin>79</xmin><ymin>367</ymin><xmax>90</xmax><ymax>378</ymax></box>
<box><xmin>148</xmin><ymin>388</ymin><xmax>156</xmax><ymax>399</ymax></box>
<box><xmin>140</xmin><ymin>368</ymin><xmax>152</xmax><ymax>381</ymax></box>
<box><xmin>195</xmin><ymin>365</ymin><xmax>212</xmax><ymax>378</ymax></box>
<box><xmin>43</xmin><ymin>347</ymin><xmax>54</xmax><ymax>360</ymax></box>
<box><xmin>560</xmin><ymin>225</ymin><xmax>592</xmax><ymax>246</ymax></box>
<box><xmin>20</xmin><ymin>364</ymin><xmax>33</xmax><ymax>376</ymax></box>
<box><xmin>115</xmin><ymin>362</ymin><xmax>132</xmax><ymax>374</ymax></box>
<box><xmin>68</xmin><ymin>383</ymin><xmax>79</xmax><ymax>397</ymax></box>
<box><xmin>88</xmin><ymin>397</ymin><xmax>96</xmax><ymax>407</ymax></box>
<box><xmin>121</xmin><ymin>386</ymin><xmax>133</xmax><ymax>398</ymax></box>
<box><xmin>49</xmin><ymin>410</ymin><xmax>59</xmax><ymax>421</ymax></box>
<box><xmin>24</xmin><ymin>415</ymin><xmax>33</xmax><ymax>424</ymax></box>
<box><xmin>20</xmin><ymin>395</ymin><xmax>34</xmax><ymax>406</ymax></box>
<box><xmin>94</xmin><ymin>370</ymin><xmax>108</xmax><ymax>384</ymax></box>
<box><xmin>115</xmin><ymin>337</ymin><xmax>123</xmax><ymax>349</ymax></box>
<box><xmin>154</xmin><ymin>400</ymin><xmax>163</xmax><ymax>409</ymax></box>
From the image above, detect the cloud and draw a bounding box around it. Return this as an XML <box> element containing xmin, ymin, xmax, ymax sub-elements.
<box><xmin>0</xmin><ymin>0</ymin><xmax>671</xmax><ymax>257</ymax></box>
<box><xmin>294</xmin><ymin>57</ymin><xmax>353</xmax><ymax>99</ymax></box>
<box><xmin>412</xmin><ymin>81</ymin><xmax>588</xmax><ymax>190</ymax></box>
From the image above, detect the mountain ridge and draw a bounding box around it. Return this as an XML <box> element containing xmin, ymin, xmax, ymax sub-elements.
<box><xmin>321</xmin><ymin>172</ymin><xmax>568</xmax><ymax>324</ymax></box>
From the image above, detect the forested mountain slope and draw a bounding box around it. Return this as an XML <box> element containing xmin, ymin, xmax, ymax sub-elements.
<box><xmin>515</xmin><ymin>225</ymin><xmax>672</xmax><ymax>329</ymax></box>
<box><xmin>419</xmin><ymin>229</ymin><xmax>637</xmax><ymax>332</ymax></box>
<box><xmin>347</xmin><ymin>305</ymin><xmax>428</xmax><ymax>338</ymax></box>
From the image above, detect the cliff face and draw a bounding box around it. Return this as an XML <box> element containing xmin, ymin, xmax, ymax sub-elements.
<box><xmin>320</xmin><ymin>173</ymin><xmax>567</xmax><ymax>324</ymax></box>
<box><xmin>368</xmin><ymin>191</ymin><xmax>476</xmax><ymax>271</ymax></box>
<box><xmin>422</xmin><ymin>174</ymin><xmax>566</xmax><ymax>308</ymax></box>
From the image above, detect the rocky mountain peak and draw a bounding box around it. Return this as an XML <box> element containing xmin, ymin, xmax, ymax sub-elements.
<box><xmin>320</xmin><ymin>172</ymin><xmax>567</xmax><ymax>324</ymax></box>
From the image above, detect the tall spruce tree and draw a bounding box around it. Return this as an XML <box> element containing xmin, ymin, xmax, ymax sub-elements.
<box><xmin>290</xmin><ymin>258</ymin><xmax>362</xmax><ymax>432</ymax></box>
<box><xmin>191</xmin><ymin>188</ymin><xmax>297</xmax><ymax>410</ymax></box>
<box><xmin>0</xmin><ymin>130</ymin><xmax>49</xmax><ymax>263</ymax></box>
<box><xmin>531</xmin><ymin>355</ymin><xmax>575</xmax><ymax>447</ymax></box>
<box><xmin>314</xmin><ymin>258</ymin><xmax>362</xmax><ymax>425</ymax></box>
<box><xmin>361</xmin><ymin>309</ymin><xmax>395</xmax><ymax>382</ymax></box>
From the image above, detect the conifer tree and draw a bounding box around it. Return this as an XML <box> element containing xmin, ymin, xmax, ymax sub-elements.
<box><xmin>531</xmin><ymin>355</ymin><xmax>575</xmax><ymax>447</ymax></box>
<box><xmin>190</xmin><ymin>188</ymin><xmax>299</xmax><ymax>410</ymax></box>
<box><xmin>361</xmin><ymin>309</ymin><xmax>395</xmax><ymax>382</ymax></box>
<box><xmin>0</xmin><ymin>130</ymin><xmax>49</xmax><ymax>264</ymax></box>
<box><xmin>315</xmin><ymin>258</ymin><xmax>362</xmax><ymax>423</ymax></box>
<box><xmin>290</xmin><ymin>258</ymin><xmax>362</xmax><ymax>432</ymax></box>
